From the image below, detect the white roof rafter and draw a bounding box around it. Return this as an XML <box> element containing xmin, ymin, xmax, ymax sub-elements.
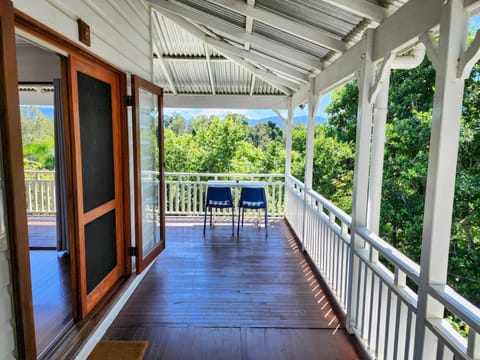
<box><xmin>203</xmin><ymin>44</ymin><xmax>216</xmax><ymax>95</ymax></box>
<box><xmin>152</xmin><ymin>11</ymin><xmax>178</xmax><ymax>94</ymax></box>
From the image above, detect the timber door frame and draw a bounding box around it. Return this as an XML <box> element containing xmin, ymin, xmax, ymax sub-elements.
<box><xmin>68</xmin><ymin>55</ymin><xmax>127</xmax><ymax>317</ymax></box>
<box><xmin>0</xmin><ymin>7</ymin><xmax>132</xmax><ymax>358</ymax></box>
<box><xmin>132</xmin><ymin>75</ymin><xmax>165</xmax><ymax>274</ymax></box>
<box><xmin>0</xmin><ymin>0</ymin><xmax>36</xmax><ymax>358</ymax></box>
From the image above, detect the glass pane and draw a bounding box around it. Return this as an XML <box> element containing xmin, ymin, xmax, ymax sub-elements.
<box><xmin>138</xmin><ymin>88</ymin><xmax>160</xmax><ymax>258</ymax></box>
<box><xmin>85</xmin><ymin>210</ymin><xmax>117</xmax><ymax>293</ymax></box>
<box><xmin>77</xmin><ymin>72</ymin><xmax>115</xmax><ymax>212</ymax></box>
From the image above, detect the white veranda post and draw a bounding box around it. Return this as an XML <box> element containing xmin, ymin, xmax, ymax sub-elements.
<box><xmin>304</xmin><ymin>81</ymin><xmax>321</xmax><ymax>191</ymax></box>
<box><xmin>285</xmin><ymin>98</ymin><xmax>294</xmax><ymax>176</ymax></box>
<box><xmin>301</xmin><ymin>81</ymin><xmax>321</xmax><ymax>250</ymax></box>
<box><xmin>414</xmin><ymin>0</ymin><xmax>469</xmax><ymax>358</ymax></box>
<box><xmin>347</xmin><ymin>29</ymin><xmax>376</xmax><ymax>332</ymax></box>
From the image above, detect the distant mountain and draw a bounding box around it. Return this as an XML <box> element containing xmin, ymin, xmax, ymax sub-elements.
<box><xmin>249</xmin><ymin>115</ymin><xmax>326</xmax><ymax>127</ymax></box>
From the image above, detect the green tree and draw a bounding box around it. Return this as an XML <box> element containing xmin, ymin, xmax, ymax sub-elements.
<box><xmin>312</xmin><ymin>125</ymin><xmax>354</xmax><ymax>212</ymax></box>
<box><xmin>167</xmin><ymin>116</ymin><xmax>186</xmax><ymax>136</ymax></box>
<box><xmin>164</xmin><ymin>128</ymin><xmax>201</xmax><ymax>173</ymax></box>
<box><xmin>192</xmin><ymin>114</ymin><xmax>248</xmax><ymax>173</ymax></box>
<box><xmin>20</xmin><ymin>105</ymin><xmax>55</xmax><ymax>170</ymax></box>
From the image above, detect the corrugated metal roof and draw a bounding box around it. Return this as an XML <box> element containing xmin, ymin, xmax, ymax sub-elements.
<box><xmin>256</xmin><ymin>0</ymin><xmax>364</xmax><ymax>38</ymax></box>
<box><xmin>168</xmin><ymin>61</ymin><xmax>211</xmax><ymax>93</ymax></box>
<box><xmin>150</xmin><ymin>0</ymin><xmax>411</xmax><ymax>101</ymax></box>
<box><xmin>253</xmin><ymin>21</ymin><xmax>331</xmax><ymax>59</ymax></box>
<box><xmin>213</xmin><ymin>61</ymin><xmax>251</xmax><ymax>94</ymax></box>
<box><xmin>155</xmin><ymin>14</ymin><xmax>206</xmax><ymax>56</ymax></box>
<box><xmin>253</xmin><ymin>77</ymin><xmax>282</xmax><ymax>95</ymax></box>
<box><xmin>174</xmin><ymin>0</ymin><xmax>246</xmax><ymax>28</ymax></box>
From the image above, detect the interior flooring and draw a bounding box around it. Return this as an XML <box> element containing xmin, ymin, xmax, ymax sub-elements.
<box><xmin>102</xmin><ymin>217</ymin><xmax>363</xmax><ymax>359</ymax></box>
<box><xmin>30</xmin><ymin>249</ymin><xmax>72</xmax><ymax>355</ymax></box>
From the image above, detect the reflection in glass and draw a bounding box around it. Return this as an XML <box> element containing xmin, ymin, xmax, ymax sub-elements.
<box><xmin>139</xmin><ymin>88</ymin><xmax>161</xmax><ymax>258</ymax></box>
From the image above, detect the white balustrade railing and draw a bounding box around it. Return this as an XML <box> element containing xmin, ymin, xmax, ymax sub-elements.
<box><xmin>164</xmin><ymin>172</ymin><xmax>285</xmax><ymax>216</ymax></box>
<box><xmin>24</xmin><ymin>171</ymin><xmax>285</xmax><ymax>217</ymax></box>
<box><xmin>285</xmin><ymin>174</ymin><xmax>480</xmax><ymax>360</ymax></box>
<box><xmin>24</xmin><ymin>170</ymin><xmax>56</xmax><ymax>215</ymax></box>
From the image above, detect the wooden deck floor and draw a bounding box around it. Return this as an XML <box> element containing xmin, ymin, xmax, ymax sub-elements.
<box><xmin>103</xmin><ymin>217</ymin><xmax>363</xmax><ymax>359</ymax></box>
<box><xmin>28</xmin><ymin>216</ymin><xmax>56</xmax><ymax>249</ymax></box>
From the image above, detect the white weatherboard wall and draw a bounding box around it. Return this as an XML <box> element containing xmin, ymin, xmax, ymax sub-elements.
<box><xmin>0</xmin><ymin>147</ymin><xmax>15</xmax><ymax>360</ymax></box>
<box><xmin>13</xmin><ymin>0</ymin><xmax>153</xmax><ymax>81</ymax></box>
<box><xmin>2</xmin><ymin>1</ymin><xmax>154</xmax><ymax>358</ymax></box>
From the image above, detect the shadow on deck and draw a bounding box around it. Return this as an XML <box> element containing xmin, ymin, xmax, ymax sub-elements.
<box><xmin>103</xmin><ymin>216</ymin><xmax>364</xmax><ymax>359</ymax></box>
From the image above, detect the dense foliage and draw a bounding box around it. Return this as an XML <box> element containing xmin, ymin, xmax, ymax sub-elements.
<box><xmin>21</xmin><ymin>106</ymin><xmax>55</xmax><ymax>170</ymax></box>
<box><xmin>164</xmin><ymin>113</ymin><xmax>287</xmax><ymax>175</ymax></box>
<box><xmin>323</xmin><ymin>57</ymin><xmax>480</xmax><ymax>309</ymax></box>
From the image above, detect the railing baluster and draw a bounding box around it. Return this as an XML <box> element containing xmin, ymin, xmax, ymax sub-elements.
<box><xmin>467</xmin><ymin>331</ymin><xmax>480</xmax><ymax>359</ymax></box>
<box><xmin>393</xmin><ymin>294</ymin><xmax>403</xmax><ymax>360</ymax></box>
<box><xmin>360</xmin><ymin>263</ymin><xmax>369</xmax><ymax>338</ymax></box>
<box><xmin>404</xmin><ymin>309</ymin><xmax>413</xmax><ymax>360</ymax></box>
<box><xmin>368</xmin><ymin>272</ymin><xmax>378</xmax><ymax>352</ymax></box>
<box><xmin>384</xmin><ymin>288</ymin><xmax>393</xmax><ymax>360</ymax></box>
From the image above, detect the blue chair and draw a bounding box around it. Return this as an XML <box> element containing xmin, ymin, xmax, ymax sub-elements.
<box><xmin>237</xmin><ymin>187</ymin><xmax>268</xmax><ymax>236</ymax></box>
<box><xmin>203</xmin><ymin>186</ymin><xmax>234</xmax><ymax>235</ymax></box>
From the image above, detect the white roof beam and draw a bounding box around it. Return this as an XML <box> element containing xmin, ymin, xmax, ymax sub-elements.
<box><xmin>204</xmin><ymin>44</ymin><xmax>216</xmax><ymax>95</ymax></box>
<box><xmin>162</xmin><ymin>56</ymin><xmax>228</xmax><ymax>62</ymax></box>
<box><xmin>154</xmin><ymin>9</ymin><xmax>294</xmax><ymax>95</ymax></box>
<box><xmin>152</xmin><ymin>11</ymin><xmax>178</xmax><ymax>94</ymax></box>
<box><xmin>319</xmin><ymin>0</ymin><xmax>391</xmax><ymax>23</ymax></box>
<box><xmin>206</xmin><ymin>37</ymin><xmax>308</xmax><ymax>83</ymax></box>
<box><xmin>244</xmin><ymin>0</ymin><xmax>255</xmax><ymax>51</ymax></box>
<box><xmin>149</xmin><ymin>0</ymin><xmax>323</xmax><ymax>71</ymax></box>
<box><xmin>164</xmin><ymin>94</ymin><xmax>289</xmax><ymax>109</ymax></box>
<box><xmin>249</xmin><ymin>75</ymin><xmax>256</xmax><ymax>96</ymax></box>
<box><xmin>204</xmin><ymin>0</ymin><xmax>347</xmax><ymax>53</ymax></box>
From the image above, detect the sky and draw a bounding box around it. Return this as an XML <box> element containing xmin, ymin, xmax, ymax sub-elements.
<box><xmin>165</xmin><ymin>94</ymin><xmax>332</xmax><ymax>121</ymax></box>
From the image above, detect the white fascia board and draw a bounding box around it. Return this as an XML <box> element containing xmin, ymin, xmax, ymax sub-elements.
<box><xmin>465</xmin><ymin>0</ymin><xmax>480</xmax><ymax>14</ymax></box>
<box><xmin>149</xmin><ymin>0</ymin><xmax>323</xmax><ymax>71</ymax></box>
<box><xmin>372</xmin><ymin>0</ymin><xmax>442</xmax><ymax>61</ymax></box>
<box><xmin>205</xmin><ymin>0</ymin><xmax>347</xmax><ymax>53</ymax></box>
<box><xmin>164</xmin><ymin>94</ymin><xmax>289</xmax><ymax>109</ymax></box>
<box><xmin>292</xmin><ymin>0</ymin><xmax>451</xmax><ymax>107</ymax></box>
<box><xmin>19</xmin><ymin>91</ymin><xmax>54</xmax><ymax>106</ymax></box>
<box><xmin>315</xmin><ymin>39</ymin><xmax>365</xmax><ymax>94</ymax></box>
<box><xmin>292</xmin><ymin>40</ymin><xmax>363</xmax><ymax>108</ymax></box>
<box><xmin>319</xmin><ymin>0</ymin><xmax>391</xmax><ymax>23</ymax></box>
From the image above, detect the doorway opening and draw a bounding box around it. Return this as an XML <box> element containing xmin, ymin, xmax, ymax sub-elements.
<box><xmin>16</xmin><ymin>35</ymin><xmax>73</xmax><ymax>356</ymax></box>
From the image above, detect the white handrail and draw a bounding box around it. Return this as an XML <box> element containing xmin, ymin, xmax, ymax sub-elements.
<box><xmin>284</xmin><ymin>174</ymin><xmax>480</xmax><ymax>360</ymax></box>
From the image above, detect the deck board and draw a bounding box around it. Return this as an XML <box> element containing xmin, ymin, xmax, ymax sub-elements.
<box><xmin>103</xmin><ymin>217</ymin><xmax>363</xmax><ymax>359</ymax></box>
